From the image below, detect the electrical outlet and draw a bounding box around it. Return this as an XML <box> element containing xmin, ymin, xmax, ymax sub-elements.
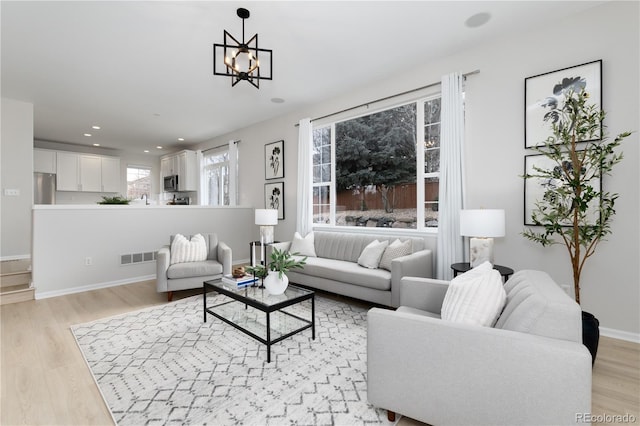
<box><xmin>85</xmin><ymin>257</ymin><xmax>92</xmax><ymax>266</ymax></box>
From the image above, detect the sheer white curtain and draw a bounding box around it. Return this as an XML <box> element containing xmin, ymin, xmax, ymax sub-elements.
<box><xmin>228</xmin><ymin>140</ymin><xmax>238</xmax><ymax>206</ymax></box>
<box><xmin>296</xmin><ymin>118</ymin><xmax>312</xmax><ymax>235</ymax></box>
<box><xmin>436</xmin><ymin>72</ymin><xmax>466</xmax><ymax>280</ymax></box>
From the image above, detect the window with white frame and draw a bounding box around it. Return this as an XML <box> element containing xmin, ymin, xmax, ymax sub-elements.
<box><xmin>126</xmin><ymin>166</ymin><xmax>151</xmax><ymax>200</ymax></box>
<box><xmin>311</xmin><ymin>94</ymin><xmax>442</xmax><ymax>230</ymax></box>
<box><xmin>202</xmin><ymin>147</ymin><xmax>230</xmax><ymax>206</ymax></box>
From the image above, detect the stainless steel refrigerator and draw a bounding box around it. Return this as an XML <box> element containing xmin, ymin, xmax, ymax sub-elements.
<box><xmin>34</xmin><ymin>172</ymin><xmax>56</xmax><ymax>204</ymax></box>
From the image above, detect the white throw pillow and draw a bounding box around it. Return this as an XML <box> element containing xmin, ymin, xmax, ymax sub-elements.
<box><xmin>441</xmin><ymin>261</ymin><xmax>506</xmax><ymax>327</ymax></box>
<box><xmin>170</xmin><ymin>234</ymin><xmax>208</xmax><ymax>265</ymax></box>
<box><xmin>357</xmin><ymin>240</ymin><xmax>389</xmax><ymax>269</ymax></box>
<box><xmin>379</xmin><ymin>239</ymin><xmax>413</xmax><ymax>271</ymax></box>
<box><xmin>289</xmin><ymin>231</ymin><xmax>317</xmax><ymax>257</ymax></box>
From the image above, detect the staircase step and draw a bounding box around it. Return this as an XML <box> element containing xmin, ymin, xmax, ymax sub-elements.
<box><xmin>1</xmin><ymin>271</ymin><xmax>32</xmax><ymax>288</ymax></box>
<box><xmin>0</xmin><ymin>285</ymin><xmax>35</xmax><ymax>305</ymax></box>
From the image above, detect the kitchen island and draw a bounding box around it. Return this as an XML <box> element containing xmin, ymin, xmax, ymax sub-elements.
<box><xmin>32</xmin><ymin>205</ymin><xmax>254</xmax><ymax>298</ymax></box>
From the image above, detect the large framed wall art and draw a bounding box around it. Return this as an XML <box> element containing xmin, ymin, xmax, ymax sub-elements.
<box><xmin>524</xmin><ymin>60</ymin><xmax>602</xmax><ymax>148</ymax></box>
<box><xmin>523</xmin><ymin>153</ymin><xmax>601</xmax><ymax>227</ymax></box>
<box><xmin>265</xmin><ymin>182</ymin><xmax>284</xmax><ymax>220</ymax></box>
<box><xmin>265</xmin><ymin>140</ymin><xmax>284</xmax><ymax>180</ymax></box>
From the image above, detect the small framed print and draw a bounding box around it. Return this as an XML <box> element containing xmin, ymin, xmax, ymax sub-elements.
<box><xmin>265</xmin><ymin>140</ymin><xmax>284</xmax><ymax>180</ymax></box>
<box><xmin>524</xmin><ymin>153</ymin><xmax>601</xmax><ymax>226</ymax></box>
<box><xmin>524</xmin><ymin>60</ymin><xmax>602</xmax><ymax>148</ymax></box>
<box><xmin>265</xmin><ymin>182</ymin><xmax>284</xmax><ymax>220</ymax></box>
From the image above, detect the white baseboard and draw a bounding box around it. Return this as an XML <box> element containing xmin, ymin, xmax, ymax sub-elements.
<box><xmin>1</xmin><ymin>254</ymin><xmax>31</xmax><ymax>262</ymax></box>
<box><xmin>35</xmin><ymin>275</ymin><xmax>156</xmax><ymax>300</ymax></box>
<box><xmin>599</xmin><ymin>327</ymin><xmax>640</xmax><ymax>344</ymax></box>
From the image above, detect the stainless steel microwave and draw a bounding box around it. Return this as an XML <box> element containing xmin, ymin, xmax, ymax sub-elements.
<box><xmin>163</xmin><ymin>175</ymin><xmax>179</xmax><ymax>192</ymax></box>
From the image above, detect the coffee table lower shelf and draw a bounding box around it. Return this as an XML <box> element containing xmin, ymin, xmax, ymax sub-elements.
<box><xmin>203</xmin><ymin>280</ymin><xmax>315</xmax><ymax>363</ymax></box>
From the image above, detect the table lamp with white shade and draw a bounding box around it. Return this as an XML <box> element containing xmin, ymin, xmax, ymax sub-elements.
<box><xmin>255</xmin><ymin>208</ymin><xmax>278</xmax><ymax>244</ymax></box>
<box><xmin>460</xmin><ymin>209</ymin><xmax>505</xmax><ymax>267</ymax></box>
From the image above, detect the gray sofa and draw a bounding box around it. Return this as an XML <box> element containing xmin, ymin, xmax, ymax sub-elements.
<box><xmin>274</xmin><ymin>231</ymin><xmax>433</xmax><ymax>307</ymax></box>
<box><xmin>367</xmin><ymin>270</ymin><xmax>592</xmax><ymax>425</ymax></box>
<box><xmin>156</xmin><ymin>233</ymin><xmax>232</xmax><ymax>301</ymax></box>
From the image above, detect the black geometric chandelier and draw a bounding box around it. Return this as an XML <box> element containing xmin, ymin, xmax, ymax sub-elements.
<box><xmin>213</xmin><ymin>8</ymin><xmax>273</xmax><ymax>89</ymax></box>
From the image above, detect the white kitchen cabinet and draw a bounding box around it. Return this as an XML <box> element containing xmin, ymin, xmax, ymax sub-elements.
<box><xmin>79</xmin><ymin>155</ymin><xmax>102</xmax><ymax>192</ymax></box>
<box><xmin>34</xmin><ymin>149</ymin><xmax>57</xmax><ymax>173</ymax></box>
<box><xmin>161</xmin><ymin>150</ymin><xmax>196</xmax><ymax>191</ymax></box>
<box><xmin>54</xmin><ymin>151</ymin><xmax>120</xmax><ymax>193</ymax></box>
<box><xmin>100</xmin><ymin>157</ymin><xmax>121</xmax><ymax>192</ymax></box>
<box><xmin>56</xmin><ymin>152</ymin><xmax>80</xmax><ymax>191</ymax></box>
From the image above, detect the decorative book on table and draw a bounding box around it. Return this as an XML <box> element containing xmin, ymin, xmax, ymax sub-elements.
<box><xmin>222</xmin><ymin>274</ymin><xmax>258</xmax><ymax>287</ymax></box>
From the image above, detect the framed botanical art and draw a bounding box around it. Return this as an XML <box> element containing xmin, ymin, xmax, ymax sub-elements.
<box><xmin>524</xmin><ymin>153</ymin><xmax>601</xmax><ymax>226</ymax></box>
<box><xmin>524</xmin><ymin>60</ymin><xmax>602</xmax><ymax>148</ymax></box>
<box><xmin>265</xmin><ymin>140</ymin><xmax>284</xmax><ymax>180</ymax></box>
<box><xmin>265</xmin><ymin>182</ymin><xmax>284</xmax><ymax>220</ymax></box>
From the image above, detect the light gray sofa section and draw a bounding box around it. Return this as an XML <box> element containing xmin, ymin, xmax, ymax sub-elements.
<box><xmin>275</xmin><ymin>231</ymin><xmax>433</xmax><ymax>307</ymax></box>
<box><xmin>367</xmin><ymin>270</ymin><xmax>592</xmax><ymax>426</ymax></box>
<box><xmin>156</xmin><ymin>233</ymin><xmax>232</xmax><ymax>301</ymax></box>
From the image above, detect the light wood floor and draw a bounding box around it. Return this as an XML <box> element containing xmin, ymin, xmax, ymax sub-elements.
<box><xmin>1</xmin><ymin>280</ymin><xmax>638</xmax><ymax>425</ymax></box>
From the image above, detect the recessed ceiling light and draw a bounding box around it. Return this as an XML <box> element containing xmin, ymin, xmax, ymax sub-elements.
<box><xmin>156</xmin><ymin>146</ymin><xmax>163</xmax><ymax>149</ymax></box>
<box><xmin>144</xmin><ymin>150</ymin><xmax>150</xmax><ymax>153</ymax></box>
<box><xmin>465</xmin><ymin>12</ymin><xmax>491</xmax><ymax>28</ymax></box>
<box><xmin>271</xmin><ymin>97</ymin><xmax>285</xmax><ymax>104</ymax></box>
<box><xmin>177</xmin><ymin>138</ymin><xmax>185</xmax><ymax>142</ymax></box>
<box><xmin>93</xmin><ymin>143</ymin><xmax>100</xmax><ymax>147</ymax></box>
<box><xmin>91</xmin><ymin>125</ymin><xmax>101</xmax><ymax>130</ymax></box>
<box><xmin>84</xmin><ymin>133</ymin><xmax>92</xmax><ymax>137</ymax></box>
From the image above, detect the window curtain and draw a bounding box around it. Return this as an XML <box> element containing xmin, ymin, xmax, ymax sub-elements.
<box><xmin>436</xmin><ymin>72</ymin><xmax>466</xmax><ymax>280</ymax></box>
<box><xmin>296</xmin><ymin>118</ymin><xmax>312</xmax><ymax>236</ymax></box>
<box><xmin>228</xmin><ymin>140</ymin><xmax>238</xmax><ymax>206</ymax></box>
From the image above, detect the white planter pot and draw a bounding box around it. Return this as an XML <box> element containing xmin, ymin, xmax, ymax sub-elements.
<box><xmin>264</xmin><ymin>271</ymin><xmax>289</xmax><ymax>295</ymax></box>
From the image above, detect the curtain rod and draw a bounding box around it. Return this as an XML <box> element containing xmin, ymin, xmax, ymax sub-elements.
<box><xmin>296</xmin><ymin>69</ymin><xmax>480</xmax><ymax>126</ymax></box>
<box><xmin>202</xmin><ymin>140</ymin><xmax>240</xmax><ymax>154</ymax></box>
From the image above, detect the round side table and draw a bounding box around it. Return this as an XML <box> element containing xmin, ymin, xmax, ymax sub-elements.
<box><xmin>451</xmin><ymin>262</ymin><xmax>514</xmax><ymax>281</ymax></box>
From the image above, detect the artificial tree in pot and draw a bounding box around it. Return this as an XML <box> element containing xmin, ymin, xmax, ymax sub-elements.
<box><xmin>522</xmin><ymin>85</ymin><xmax>632</xmax><ymax>363</ymax></box>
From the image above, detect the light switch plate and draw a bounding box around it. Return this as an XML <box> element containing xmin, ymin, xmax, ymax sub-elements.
<box><xmin>3</xmin><ymin>189</ymin><xmax>20</xmax><ymax>196</ymax></box>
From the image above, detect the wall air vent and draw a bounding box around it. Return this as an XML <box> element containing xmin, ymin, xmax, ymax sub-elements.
<box><xmin>120</xmin><ymin>251</ymin><xmax>157</xmax><ymax>266</ymax></box>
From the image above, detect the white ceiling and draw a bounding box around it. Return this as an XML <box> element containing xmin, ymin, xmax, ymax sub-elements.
<box><xmin>1</xmin><ymin>1</ymin><xmax>605</xmax><ymax>155</ymax></box>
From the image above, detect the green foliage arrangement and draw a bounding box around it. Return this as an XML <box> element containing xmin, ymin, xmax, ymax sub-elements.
<box><xmin>246</xmin><ymin>248</ymin><xmax>307</xmax><ymax>280</ymax></box>
<box><xmin>522</xmin><ymin>87</ymin><xmax>632</xmax><ymax>304</ymax></box>
<box><xmin>97</xmin><ymin>195</ymin><xmax>130</xmax><ymax>205</ymax></box>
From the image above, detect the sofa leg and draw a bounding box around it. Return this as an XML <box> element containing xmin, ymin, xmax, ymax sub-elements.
<box><xmin>387</xmin><ymin>410</ymin><xmax>396</xmax><ymax>422</ymax></box>
<box><xmin>167</xmin><ymin>291</ymin><xmax>173</xmax><ymax>302</ymax></box>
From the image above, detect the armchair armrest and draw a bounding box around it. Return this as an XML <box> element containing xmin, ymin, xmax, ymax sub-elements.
<box><xmin>399</xmin><ymin>276</ymin><xmax>449</xmax><ymax>313</ymax></box>
<box><xmin>271</xmin><ymin>241</ymin><xmax>291</xmax><ymax>252</ymax></box>
<box><xmin>390</xmin><ymin>249</ymin><xmax>432</xmax><ymax>307</ymax></box>
<box><xmin>367</xmin><ymin>308</ymin><xmax>592</xmax><ymax>426</ymax></box>
<box><xmin>156</xmin><ymin>245</ymin><xmax>170</xmax><ymax>292</ymax></box>
<box><xmin>217</xmin><ymin>241</ymin><xmax>232</xmax><ymax>275</ymax></box>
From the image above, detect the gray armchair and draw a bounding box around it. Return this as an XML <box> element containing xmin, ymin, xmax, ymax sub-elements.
<box><xmin>367</xmin><ymin>270</ymin><xmax>592</xmax><ymax>426</ymax></box>
<box><xmin>156</xmin><ymin>233</ymin><xmax>231</xmax><ymax>301</ymax></box>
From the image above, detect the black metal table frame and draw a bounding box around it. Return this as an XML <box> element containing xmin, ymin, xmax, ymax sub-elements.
<box><xmin>203</xmin><ymin>280</ymin><xmax>315</xmax><ymax>363</ymax></box>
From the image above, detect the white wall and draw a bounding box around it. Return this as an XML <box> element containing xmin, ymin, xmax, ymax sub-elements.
<box><xmin>1</xmin><ymin>98</ymin><xmax>34</xmax><ymax>259</ymax></box>
<box><xmin>32</xmin><ymin>205</ymin><xmax>254</xmax><ymax>297</ymax></box>
<box><xmin>192</xmin><ymin>2</ymin><xmax>639</xmax><ymax>337</ymax></box>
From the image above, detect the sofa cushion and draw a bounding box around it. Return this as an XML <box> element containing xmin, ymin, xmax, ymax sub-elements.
<box><xmin>289</xmin><ymin>231</ymin><xmax>317</xmax><ymax>257</ymax></box>
<box><xmin>292</xmin><ymin>256</ymin><xmax>391</xmax><ymax>291</ymax></box>
<box><xmin>170</xmin><ymin>234</ymin><xmax>207</xmax><ymax>265</ymax></box>
<box><xmin>357</xmin><ymin>240</ymin><xmax>389</xmax><ymax>269</ymax></box>
<box><xmin>494</xmin><ymin>270</ymin><xmax>582</xmax><ymax>342</ymax></box>
<box><xmin>167</xmin><ymin>260</ymin><xmax>223</xmax><ymax>279</ymax></box>
<box><xmin>379</xmin><ymin>239</ymin><xmax>413</xmax><ymax>271</ymax></box>
<box><xmin>441</xmin><ymin>262</ymin><xmax>506</xmax><ymax>327</ymax></box>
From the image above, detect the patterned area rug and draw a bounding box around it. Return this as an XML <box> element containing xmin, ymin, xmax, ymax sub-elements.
<box><xmin>71</xmin><ymin>293</ymin><xmax>393</xmax><ymax>425</ymax></box>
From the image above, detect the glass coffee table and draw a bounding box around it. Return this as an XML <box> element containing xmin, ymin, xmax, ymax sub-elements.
<box><xmin>203</xmin><ymin>279</ymin><xmax>315</xmax><ymax>363</ymax></box>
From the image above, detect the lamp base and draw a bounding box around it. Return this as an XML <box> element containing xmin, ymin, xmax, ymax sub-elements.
<box><xmin>469</xmin><ymin>237</ymin><xmax>494</xmax><ymax>267</ymax></box>
<box><xmin>260</xmin><ymin>226</ymin><xmax>274</xmax><ymax>244</ymax></box>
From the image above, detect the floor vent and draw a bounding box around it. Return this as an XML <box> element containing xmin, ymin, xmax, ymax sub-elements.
<box><xmin>120</xmin><ymin>251</ymin><xmax>157</xmax><ymax>266</ymax></box>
